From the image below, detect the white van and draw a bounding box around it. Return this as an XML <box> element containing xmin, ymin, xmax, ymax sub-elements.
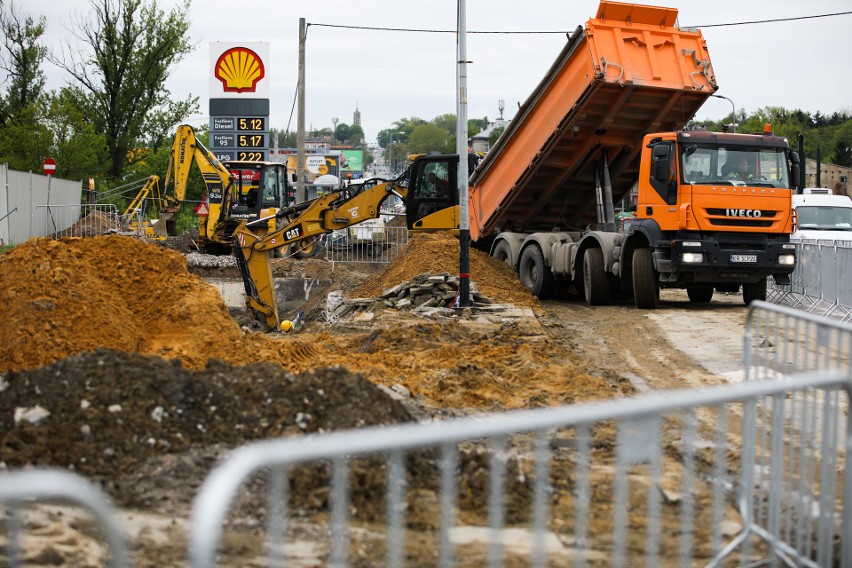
<box><xmin>791</xmin><ymin>188</ymin><xmax>852</xmax><ymax>242</ymax></box>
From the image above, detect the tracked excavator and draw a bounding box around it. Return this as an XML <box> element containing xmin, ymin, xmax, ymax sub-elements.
<box><xmin>122</xmin><ymin>124</ymin><xmax>294</xmax><ymax>253</ymax></box>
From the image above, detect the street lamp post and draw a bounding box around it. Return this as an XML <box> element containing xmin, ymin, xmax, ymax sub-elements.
<box><xmin>389</xmin><ymin>131</ymin><xmax>404</xmax><ymax>176</ymax></box>
<box><xmin>711</xmin><ymin>94</ymin><xmax>737</xmax><ymax>133</ymax></box>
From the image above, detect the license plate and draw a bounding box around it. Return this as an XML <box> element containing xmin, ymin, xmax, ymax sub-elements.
<box><xmin>730</xmin><ymin>254</ymin><xmax>757</xmax><ymax>263</ymax></box>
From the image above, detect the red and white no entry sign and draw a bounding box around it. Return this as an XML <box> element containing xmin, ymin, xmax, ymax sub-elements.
<box><xmin>43</xmin><ymin>158</ymin><xmax>56</xmax><ymax>176</ymax></box>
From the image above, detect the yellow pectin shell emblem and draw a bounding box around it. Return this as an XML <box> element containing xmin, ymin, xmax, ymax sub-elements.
<box><xmin>214</xmin><ymin>47</ymin><xmax>265</xmax><ymax>93</ymax></box>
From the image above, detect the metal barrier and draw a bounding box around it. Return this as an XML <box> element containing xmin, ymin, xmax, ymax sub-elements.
<box><xmin>189</xmin><ymin>301</ymin><xmax>851</xmax><ymax>568</ymax></box>
<box><xmin>770</xmin><ymin>240</ymin><xmax>852</xmax><ymax>321</ymax></box>
<box><xmin>0</xmin><ymin>469</ymin><xmax>128</xmax><ymax>568</ymax></box>
<box><xmin>32</xmin><ymin>204</ymin><xmax>122</xmax><ymax>239</ymax></box>
<box><xmin>325</xmin><ymin>222</ymin><xmax>408</xmax><ymax>264</ymax></box>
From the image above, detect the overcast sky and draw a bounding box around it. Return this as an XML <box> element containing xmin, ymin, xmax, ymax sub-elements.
<box><xmin>18</xmin><ymin>0</ymin><xmax>852</xmax><ymax>144</ymax></box>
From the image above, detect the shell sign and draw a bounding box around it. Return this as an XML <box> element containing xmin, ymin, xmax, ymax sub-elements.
<box><xmin>215</xmin><ymin>47</ymin><xmax>264</xmax><ymax>92</ymax></box>
<box><xmin>209</xmin><ymin>42</ymin><xmax>269</xmax><ymax>99</ymax></box>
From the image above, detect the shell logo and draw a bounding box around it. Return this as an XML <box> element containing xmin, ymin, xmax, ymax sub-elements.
<box><xmin>214</xmin><ymin>47</ymin><xmax>265</xmax><ymax>93</ymax></box>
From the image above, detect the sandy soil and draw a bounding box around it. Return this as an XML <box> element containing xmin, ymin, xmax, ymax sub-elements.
<box><xmin>0</xmin><ymin>232</ymin><xmax>758</xmax><ymax>566</ymax></box>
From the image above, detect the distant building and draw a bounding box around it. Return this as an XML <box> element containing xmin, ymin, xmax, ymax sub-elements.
<box><xmin>353</xmin><ymin>103</ymin><xmax>361</xmax><ymax>127</ymax></box>
<box><xmin>804</xmin><ymin>158</ymin><xmax>851</xmax><ymax>196</ymax></box>
<box><xmin>469</xmin><ymin>118</ymin><xmax>509</xmax><ymax>154</ymax></box>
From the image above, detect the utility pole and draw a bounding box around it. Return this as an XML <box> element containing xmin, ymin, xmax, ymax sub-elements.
<box><xmin>297</xmin><ymin>18</ymin><xmax>307</xmax><ymax>203</ymax></box>
<box><xmin>456</xmin><ymin>0</ymin><xmax>471</xmax><ymax>308</ymax></box>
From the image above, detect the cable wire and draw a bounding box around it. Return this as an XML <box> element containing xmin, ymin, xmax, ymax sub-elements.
<box><xmin>307</xmin><ymin>11</ymin><xmax>852</xmax><ymax>34</ymax></box>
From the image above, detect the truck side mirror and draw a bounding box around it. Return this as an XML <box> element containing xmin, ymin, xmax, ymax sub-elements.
<box><xmin>789</xmin><ymin>151</ymin><xmax>801</xmax><ymax>191</ymax></box>
<box><xmin>652</xmin><ymin>145</ymin><xmax>670</xmax><ymax>183</ymax></box>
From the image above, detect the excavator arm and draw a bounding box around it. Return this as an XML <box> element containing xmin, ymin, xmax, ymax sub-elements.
<box><xmin>163</xmin><ymin>124</ymin><xmax>236</xmax><ymax>247</ymax></box>
<box><xmin>233</xmin><ymin>179</ymin><xmax>407</xmax><ymax>329</ymax></box>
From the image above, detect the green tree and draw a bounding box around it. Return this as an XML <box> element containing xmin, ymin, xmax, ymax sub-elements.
<box><xmin>348</xmin><ymin>124</ymin><xmax>364</xmax><ymax>146</ymax></box>
<box><xmin>489</xmin><ymin>126</ymin><xmax>505</xmax><ymax>147</ymax></box>
<box><xmin>408</xmin><ymin>123</ymin><xmax>447</xmax><ymax>154</ymax></box>
<box><xmin>51</xmin><ymin>0</ymin><xmax>198</xmax><ymax>179</ymax></box>
<box><xmin>334</xmin><ymin>123</ymin><xmax>351</xmax><ymax>144</ymax></box>
<box><xmin>0</xmin><ymin>2</ymin><xmax>47</xmax><ymax>123</ymax></box>
<box><xmin>45</xmin><ymin>87</ymin><xmax>109</xmax><ymax>181</ymax></box>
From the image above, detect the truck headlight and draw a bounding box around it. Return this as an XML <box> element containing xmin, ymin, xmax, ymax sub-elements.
<box><xmin>681</xmin><ymin>252</ymin><xmax>705</xmax><ymax>263</ymax></box>
<box><xmin>778</xmin><ymin>254</ymin><xmax>795</xmax><ymax>265</ymax></box>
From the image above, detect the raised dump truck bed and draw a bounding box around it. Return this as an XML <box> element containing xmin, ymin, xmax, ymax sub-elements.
<box><xmin>468</xmin><ymin>1</ymin><xmax>717</xmax><ymax>241</ymax></box>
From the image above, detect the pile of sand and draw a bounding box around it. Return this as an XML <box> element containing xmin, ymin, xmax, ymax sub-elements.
<box><xmin>354</xmin><ymin>233</ymin><xmax>541</xmax><ymax>311</ymax></box>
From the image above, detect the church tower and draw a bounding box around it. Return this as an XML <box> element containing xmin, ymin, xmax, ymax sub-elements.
<box><xmin>353</xmin><ymin>103</ymin><xmax>361</xmax><ymax>127</ymax></box>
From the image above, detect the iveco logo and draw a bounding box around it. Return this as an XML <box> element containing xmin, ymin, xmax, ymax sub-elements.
<box><xmin>726</xmin><ymin>209</ymin><xmax>762</xmax><ymax>218</ymax></box>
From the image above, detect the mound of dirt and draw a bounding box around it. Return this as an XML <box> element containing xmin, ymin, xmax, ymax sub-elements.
<box><xmin>353</xmin><ymin>233</ymin><xmax>541</xmax><ymax>311</ymax></box>
<box><xmin>1</xmin><ymin>349</ymin><xmax>413</xmax><ymax>500</ymax></box>
<box><xmin>0</xmin><ymin>235</ymin><xmax>612</xmax><ymax>412</ymax></box>
<box><xmin>0</xmin><ymin>236</ymin><xmax>242</xmax><ymax>372</ymax></box>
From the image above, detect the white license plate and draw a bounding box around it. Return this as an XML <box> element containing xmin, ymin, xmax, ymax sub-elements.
<box><xmin>730</xmin><ymin>254</ymin><xmax>757</xmax><ymax>263</ymax></box>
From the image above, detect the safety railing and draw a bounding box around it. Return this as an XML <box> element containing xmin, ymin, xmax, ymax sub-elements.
<box><xmin>189</xmin><ymin>303</ymin><xmax>851</xmax><ymax>568</ymax></box>
<box><xmin>32</xmin><ymin>204</ymin><xmax>122</xmax><ymax>239</ymax></box>
<box><xmin>325</xmin><ymin>220</ymin><xmax>408</xmax><ymax>264</ymax></box>
<box><xmin>769</xmin><ymin>239</ymin><xmax>852</xmax><ymax>321</ymax></box>
<box><xmin>0</xmin><ymin>469</ymin><xmax>128</xmax><ymax>568</ymax></box>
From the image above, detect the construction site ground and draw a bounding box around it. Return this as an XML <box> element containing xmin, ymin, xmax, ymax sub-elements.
<box><xmin>0</xmin><ymin>232</ymin><xmax>752</xmax><ymax>566</ymax></box>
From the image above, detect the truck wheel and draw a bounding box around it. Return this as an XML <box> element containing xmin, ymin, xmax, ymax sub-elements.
<box><xmin>492</xmin><ymin>240</ymin><xmax>513</xmax><ymax>267</ymax></box>
<box><xmin>583</xmin><ymin>248</ymin><xmax>610</xmax><ymax>305</ymax></box>
<box><xmin>686</xmin><ymin>286</ymin><xmax>714</xmax><ymax>303</ymax></box>
<box><xmin>742</xmin><ymin>278</ymin><xmax>767</xmax><ymax>305</ymax></box>
<box><xmin>632</xmin><ymin>247</ymin><xmax>659</xmax><ymax>309</ymax></box>
<box><xmin>518</xmin><ymin>245</ymin><xmax>554</xmax><ymax>299</ymax></box>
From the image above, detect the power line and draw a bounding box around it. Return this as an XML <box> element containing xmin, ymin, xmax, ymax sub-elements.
<box><xmin>307</xmin><ymin>10</ymin><xmax>852</xmax><ymax>34</ymax></box>
<box><xmin>690</xmin><ymin>10</ymin><xmax>852</xmax><ymax>28</ymax></box>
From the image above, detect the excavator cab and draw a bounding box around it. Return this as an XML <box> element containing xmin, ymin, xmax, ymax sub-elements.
<box><xmin>406</xmin><ymin>155</ymin><xmax>459</xmax><ymax>230</ymax></box>
<box><xmin>221</xmin><ymin>161</ymin><xmax>291</xmax><ymax>237</ymax></box>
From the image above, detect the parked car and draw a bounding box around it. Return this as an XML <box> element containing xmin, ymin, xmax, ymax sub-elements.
<box><xmin>791</xmin><ymin>188</ymin><xmax>852</xmax><ymax>242</ymax></box>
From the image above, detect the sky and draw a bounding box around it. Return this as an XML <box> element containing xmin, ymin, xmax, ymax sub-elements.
<box><xmin>18</xmin><ymin>0</ymin><xmax>852</xmax><ymax>145</ymax></box>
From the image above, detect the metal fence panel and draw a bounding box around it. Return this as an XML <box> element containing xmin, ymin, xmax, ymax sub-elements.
<box><xmin>0</xmin><ymin>165</ymin><xmax>83</xmax><ymax>244</ymax></box>
<box><xmin>0</xmin><ymin>469</ymin><xmax>128</xmax><ymax>568</ymax></box>
<box><xmin>325</xmin><ymin>223</ymin><xmax>409</xmax><ymax>264</ymax></box>
<box><xmin>189</xmin><ymin>304</ymin><xmax>851</xmax><ymax>568</ymax></box>
<box><xmin>32</xmin><ymin>204</ymin><xmax>122</xmax><ymax>239</ymax></box>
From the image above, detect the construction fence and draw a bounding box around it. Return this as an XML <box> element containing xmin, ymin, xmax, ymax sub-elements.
<box><xmin>0</xmin><ymin>164</ymin><xmax>85</xmax><ymax>246</ymax></box>
<box><xmin>1</xmin><ymin>301</ymin><xmax>849</xmax><ymax>567</ymax></box>
<box><xmin>769</xmin><ymin>239</ymin><xmax>852</xmax><ymax>321</ymax></box>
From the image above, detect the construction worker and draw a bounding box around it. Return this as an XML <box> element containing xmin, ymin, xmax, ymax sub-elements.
<box><xmin>279</xmin><ymin>310</ymin><xmax>304</xmax><ymax>333</ymax></box>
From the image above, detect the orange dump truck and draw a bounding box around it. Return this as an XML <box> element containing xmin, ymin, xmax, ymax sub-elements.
<box><xmin>406</xmin><ymin>0</ymin><xmax>798</xmax><ymax>307</ymax></box>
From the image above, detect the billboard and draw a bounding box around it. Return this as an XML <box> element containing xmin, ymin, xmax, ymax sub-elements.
<box><xmin>340</xmin><ymin>150</ymin><xmax>364</xmax><ymax>175</ymax></box>
<box><xmin>285</xmin><ymin>153</ymin><xmax>342</xmax><ymax>188</ymax></box>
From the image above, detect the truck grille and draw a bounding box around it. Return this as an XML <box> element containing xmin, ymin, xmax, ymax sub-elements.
<box><xmin>705</xmin><ymin>209</ymin><xmax>777</xmax><ymax>228</ymax></box>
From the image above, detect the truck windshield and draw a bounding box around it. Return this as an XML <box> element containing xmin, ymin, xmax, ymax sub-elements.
<box><xmin>797</xmin><ymin>206</ymin><xmax>852</xmax><ymax>230</ymax></box>
<box><xmin>680</xmin><ymin>144</ymin><xmax>790</xmax><ymax>189</ymax></box>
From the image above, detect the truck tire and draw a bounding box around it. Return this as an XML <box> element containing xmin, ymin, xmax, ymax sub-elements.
<box><xmin>292</xmin><ymin>236</ymin><xmax>325</xmax><ymax>259</ymax></box>
<box><xmin>686</xmin><ymin>286</ymin><xmax>714</xmax><ymax>304</ymax></box>
<box><xmin>583</xmin><ymin>248</ymin><xmax>610</xmax><ymax>305</ymax></box>
<box><xmin>742</xmin><ymin>277</ymin><xmax>767</xmax><ymax>305</ymax></box>
<box><xmin>632</xmin><ymin>247</ymin><xmax>658</xmax><ymax>309</ymax></box>
<box><xmin>518</xmin><ymin>245</ymin><xmax>554</xmax><ymax>299</ymax></box>
<box><xmin>492</xmin><ymin>240</ymin><xmax>513</xmax><ymax>267</ymax></box>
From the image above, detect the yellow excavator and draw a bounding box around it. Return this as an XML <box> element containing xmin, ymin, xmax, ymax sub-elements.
<box><xmin>233</xmin><ymin>153</ymin><xmax>473</xmax><ymax>330</ymax></box>
<box><xmin>122</xmin><ymin>124</ymin><xmax>296</xmax><ymax>254</ymax></box>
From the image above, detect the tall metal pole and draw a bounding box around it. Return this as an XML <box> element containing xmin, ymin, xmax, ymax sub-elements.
<box><xmin>297</xmin><ymin>18</ymin><xmax>307</xmax><ymax>203</ymax></box>
<box><xmin>456</xmin><ymin>0</ymin><xmax>470</xmax><ymax>308</ymax></box>
<box><xmin>797</xmin><ymin>134</ymin><xmax>805</xmax><ymax>193</ymax></box>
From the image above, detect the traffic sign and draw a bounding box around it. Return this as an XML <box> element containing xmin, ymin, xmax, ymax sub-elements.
<box><xmin>43</xmin><ymin>158</ymin><xmax>56</xmax><ymax>176</ymax></box>
<box><xmin>195</xmin><ymin>203</ymin><xmax>209</xmax><ymax>216</ymax></box>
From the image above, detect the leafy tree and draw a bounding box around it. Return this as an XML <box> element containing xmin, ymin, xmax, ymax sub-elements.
<box><xmin>408</xmin><ymin>123</ymin><xmax>447</xmax><ymax>154</ymax></box>
<box><xmin>334</xmin><ymin>122</ymin><xmax>351</xmax><ymax>144</ymax></box>
<box><xmin>51</xmin><ymin>0</ymin><xmax>198</xmax><ymax>179</ymax></box>
<box><xmin>0</xmin><ymin>2</ymin><xmax>47</xmax><ymax>123</ymax></box>
<box><xmin>488</xmin><ymin>126</ymin><xmax>505</xmax><ymax>147</ymax></box>
<box><xmin>44</xmin><ymin>86</ymin><xmax>108</xmax><ymax>180</ymax></box>
<box><xmin>348</xmin><ymin>124</ymin><xmax>364</xmax><ymax>146</ymax></box>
